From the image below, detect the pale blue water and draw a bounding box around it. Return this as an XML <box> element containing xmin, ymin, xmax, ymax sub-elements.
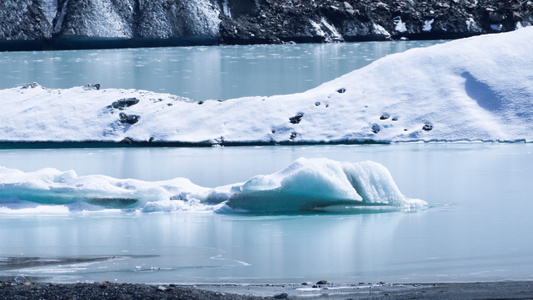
<box><xmin>0</xmin><ymin>40</ymin><xmax>443</xmax><ymax>100</ymax></box>
<box><xmin>1</xmin><ymin>144</ymin><xmax>532</xmax><ymax>283</ymax></box>
<box><xmin>1</xmin><ymin>41</ymin><xmax>532</xmax><ymax>284</ymax></box>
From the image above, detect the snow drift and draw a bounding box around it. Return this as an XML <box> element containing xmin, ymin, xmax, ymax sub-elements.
<box><xmin>0</xmin><ymin>158</ymin><xmax>425</xmax><ymax>214</ymax></box>
<box><xmin>1</xmin><ymin>28</ymin><xmax>533</xmax><ymax>143</ymax></box>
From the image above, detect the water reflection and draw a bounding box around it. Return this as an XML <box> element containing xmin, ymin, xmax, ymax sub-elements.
<box><xmin>0</xmin><ymin>212</ymin><xmax>404</xmax><ymax>283</ymax></box>
<box><xmin>0</xmin><ymin>41</ymin><xmax>443</xmax><ymax>100</ymax></box>
<box><xmin>1</xmin><ymin>144</ymin><xmax>532</xmax><ymax>283</ymax></box>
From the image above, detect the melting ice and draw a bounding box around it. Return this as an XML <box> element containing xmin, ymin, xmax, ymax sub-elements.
<box><xmin>0</xmin><ymin>158</ymin><xmax>426</xmax><ymax>214</ymax></box>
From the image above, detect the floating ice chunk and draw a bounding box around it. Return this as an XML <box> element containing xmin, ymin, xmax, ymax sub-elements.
<box><xmin>219</xmin><ymin>158</ymin><xmax>425</xmax><ymax>212</ymax></box>
<box><xmin>223</xmin><ymin>158</ymin><xmax>363</xmax><ymax>212</ymax></box>
<box><xmin>0</xmin><ymin>159</ymin><xmax>426</xmax><ymax>214</ymax></box>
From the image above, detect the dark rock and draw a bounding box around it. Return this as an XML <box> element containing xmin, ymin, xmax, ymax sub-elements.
<box><xmin>423</xmin><ymin>123</ymin><xmax>433</xmax><ymax>131</ymax></box>
<box><xmin>315</xmin><ymin>102</ymin><xmax>321</xmax><ymax>106</ymax></box>
<box><xmin>290</xmin><ymin>132</ymin><xmax>298</xmax><ymax>139</ymax></box>
<box><xmin>380</xmin><ymin>113</ymin><xmax>390</xmax><ymax>120</ymax></box>
<box><xmin>119</xmin><ymin>112</ymin><xmax>140</xmax><ymax>124</ymax></box>
<box><xmin>198</xmin><ymin>101</ymin><xmax>204</xmax><ymax>105</ymax></box>
<box><xmin>489</xmin><ymin>11</ymin><xmax>506</xmax><ymax>22</ymax></box>
<box><xmin>316</xmin><ymin>280</ymin><xmax>333</xmax><ymax>285</ymax></box>
<box><xmin>372</xmin><ymin>123</ymin><xmax>381</xmax><ymax>134</ymax></box>
<box><xmin>84</xmin><ymin>83</ymin><xmax>101</xmax><ymax>90</ymax></box>
<box><xmin>337</xmin><ymin>88</ymin><xmax>346</xmax><ymax>93</ymax></box>
<box><xmin>148</xmin><ymin>137</ymin><xmax>155</xmax><ymax>142</ymax></box>
<box><xmin>2</xmin><ymin>0</ymin><xmax>533</xmax><ymax>51</ymax></box>
<box><xmin>120</xmin><ymin>137</ymin><xmax>133</xmax><ymax>145</ymax></box>
<box><xmin>111</xmin><ymin>98</ymin><xmax>140</xmax><ymax>110</ymax></box>
<box><xmin>392</xmin><ymin>116</ymin><xmax>399</xmax><ymax>121</ymax></box>
<box><xmin>289</xmin><ymin>113</ymin><xmax>304</xmax><ymax>124</ymax></box>
<box><xmin>21</xmin><ymin>82</ymin><xmax>38</xmax><ymax>89</ymax></box>
<box><xmin>273</xmin><ymin>292</ymin><xmax>289</xmax><ymax>299</ymax></box>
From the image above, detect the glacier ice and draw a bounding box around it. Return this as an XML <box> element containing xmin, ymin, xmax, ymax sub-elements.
<box><xmin>0</xmin><ymin>158</ymin><xmax>426</xmax><ymax>214</ymax></box>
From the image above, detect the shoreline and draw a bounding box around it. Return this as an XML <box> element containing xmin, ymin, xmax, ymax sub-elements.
<box><xmin>1</xmin><ymin>280</ymin><xmax>533</xmax><ymax>299</ymax></box>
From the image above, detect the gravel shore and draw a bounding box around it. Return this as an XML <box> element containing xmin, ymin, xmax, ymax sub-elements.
<box><xmin>2</xmin><ymin>280</ymin><xmax>533</xmax><ymax>299</ymax></box>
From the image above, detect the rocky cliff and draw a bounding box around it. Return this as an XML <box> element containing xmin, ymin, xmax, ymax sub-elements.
<box><xmin>1</xmin><ymin>0</ymin><xmax>532</xmax><ymax>50</ymax></box>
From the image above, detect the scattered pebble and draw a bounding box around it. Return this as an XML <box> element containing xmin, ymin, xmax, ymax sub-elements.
<box><xmin>273</xmin><ymin>292</ymin><xmax>288</xmax><ymax>299</ymax></box>
<box><xmin>119</xmin><ymin>112</ymin><xmax>140</xmax><ymax>124</ymax></box>
<box><xmin>372</xmin><ymin>123</ymin><xmax>381</xmax><ymax>134</ymax></box>
<box><xmin>289</xmin><ymin>113</ymin><xmax>304</xmax><ymax>124</ymax></box>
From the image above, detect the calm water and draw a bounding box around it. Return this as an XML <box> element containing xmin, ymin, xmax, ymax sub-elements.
<box><xmin>0</xmin><ymin>40</ymin><xmax>442</xmax><ymax>100</ymax></box>
<box><xmin>2</xmin><ymin>41</ymin><xmax>532</xmax><ymax>284</ymax></box>
<box><xmin>1</xmin><ymin>143</ymin><xmax>532</xmax><ymax>283</ymax></box>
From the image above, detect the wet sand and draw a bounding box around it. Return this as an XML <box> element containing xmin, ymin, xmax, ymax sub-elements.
<box><xmin>2</xmin><ymin>280</ymin><xmax>533</xmax><ymax>299</ymax></box>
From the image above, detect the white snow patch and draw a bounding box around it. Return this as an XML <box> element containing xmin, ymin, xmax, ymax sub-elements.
<box><xmin>466</xmin><ymin>17</ymin><xmax>481</xmax><ymax>32</ymax></box>
<box><xmin>187</xmin><ymin>0</ymin><xmax>221</xmax><ymax>36</ymax></box>
<box><xmin>310</xmin><ymin>18</ymin><xmax>343</xmax><ymax>42</ymax></box>
<box><xmin>222</xmin><ymin>0</ymin><xmax>232</xmax><ymax>18</ymax></box>
<box><xmin>372</xmin><ymin>23</ymin><xmax>391</xmax><ymax>38</ymax></box>
<box><xmin>1</xmin><ymin>28</ymin><xmax>533</xmax><ymax>144</ymax></box>
<box><xmin>490</xmin><ymin>24</ymin><xmax>503</xmax><ymax>31</ymax></box>
<box><xmin>423</xmin><ymin>19</ymin><xmax>434</xmax><ymax>32</ymax></box>
<box><xmin>393</xmin><ymin>16</ymin><xmax>407</xmax><ymax>33</ymax></box>
<box><xmin>41</xmin><ymin>0</ymin><xmax>58</xmax><ymax>25</ymax></box>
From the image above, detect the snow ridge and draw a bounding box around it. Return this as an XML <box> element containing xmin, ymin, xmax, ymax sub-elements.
<box><xmin>1</xmin><ymin>28</ymin><xmax>532</xmax><ymax>144</ymax></box>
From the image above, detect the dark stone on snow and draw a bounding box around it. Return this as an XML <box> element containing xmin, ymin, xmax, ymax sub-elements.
<box><xmin>380</xmin><ymin>113</ymin><xmax>390</xmax><ymax>120</ymax></box>
<box><xmin>372</xmin><ymin>123</ymin><xmax>381</xmax><ymax>134</ymax></box>
<box><xmin>21</xmin><ymin>82</ymin><xmax>38</xmax><ymax>89</ymax></box>
<box><xmin>423</xmin><ymin>123</ymin><xmax>433</xmax><ymax>131</ymax></box>
<box><xmin>316</xmin><ymin>280</ymin><xmax>333</xmax><ymax>285</ymax></box>
<box><xmin>120</xmin><ymin>137</ymin><xmax>133</xmax><ymax>144</ymax></box>
<box><xmin>315</xmin><ymin>102</ymin><xmax>321</xmax><ymax>106</ymax></box>
<box><xmin>289</xmin><ymin>113</ymin><xmax>304</xmax><ymax>124</ymax></box>
<box><xmin>119</xmin><ymin>112</ymin><xmax>140</xmax><ymax>124</ymax></box>
<box><xmin>148</xmin><ymin>137</ymin><xmax>155</xmax><ymax>142</ymax></box>
<box><xmin>392</xmin><ymin>116</ymin><xmax>399</xmax><ymax>121</ymax></box>
<box><xmin>337</xmin><ymin>88</ymin><xmax>346</xmax><ymax>94</ymax></box>
<box><xmin>84</xmin><ymin>83</ymin><xmax>100</xmax><ymax>90</ymax></box>
<box><xmin>290</xmin><ymin>132</ymin><xmax>298</xmax><ymax>139</ymax></box>
<box><xmin>111</xmin><ymin>98</ymin><xmax>140</xmax><ymax>110</ymax></box>
<box><xmin>273</xmin><ymin>292</ymin><xmax>288</xmax><ymax>299</ymax></box>
<box><xmin>198</xmin><ymin>101</ymin><xmax>204</xmax><ymax>105</ymax></box>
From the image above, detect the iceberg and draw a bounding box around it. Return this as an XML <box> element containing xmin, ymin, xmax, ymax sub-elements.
<box><xmin>1</xmin><ymin>28</ymin><xmax>532</xmax><ymax>144</ymax></box>
<box><xmin>0</xmin><ymin>158</ymin><xmax>425</xmax><ymax>214</ymax></box>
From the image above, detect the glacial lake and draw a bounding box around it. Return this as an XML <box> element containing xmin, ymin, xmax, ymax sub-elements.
<box><xmin>1</xmin><ymin>143</ymin><xmax>532</xmax><ymax>284</ymax></box>
<box><xmin>0</xmin><ymin>40</ymin><xmax>443</xmax><ymax>100</ymax></box>
<box><xmin>2</xmin><ymin>41</ymin><xmax>533</xmax><ymax>284</ymax></box>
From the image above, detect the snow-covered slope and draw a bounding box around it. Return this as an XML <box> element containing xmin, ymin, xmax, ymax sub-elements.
<box><xmin>1</xmin><ymin>28</ymin><xmax>532</xmax><ymax>143</ymax></box>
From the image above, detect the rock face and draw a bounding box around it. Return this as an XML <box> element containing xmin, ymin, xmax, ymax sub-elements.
<box><xmin>0</xmin><ymin>0</ymin><xmax>53</xmax><ymax>50</ymax></box>
<box><xmin>1</xmin><ymin>0</ymin><xmax>532</xmax><ymax>50</ymax></box>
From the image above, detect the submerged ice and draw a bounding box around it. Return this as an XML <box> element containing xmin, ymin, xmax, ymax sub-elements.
<box><xmin>0</xmin><ymin>158</ymin><xmax>425</xmax><ymax>214</ymax></box>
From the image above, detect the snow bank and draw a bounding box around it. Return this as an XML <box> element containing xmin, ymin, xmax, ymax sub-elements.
<box><xmin>1</xmin><ymin>28</ymin><xmax>533</xmax><ymax>143</ymax></box>
<box><xmin>0</xmin><ymin>158</ymin><xmax>425</xmax><ymax>214</ymax></box>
